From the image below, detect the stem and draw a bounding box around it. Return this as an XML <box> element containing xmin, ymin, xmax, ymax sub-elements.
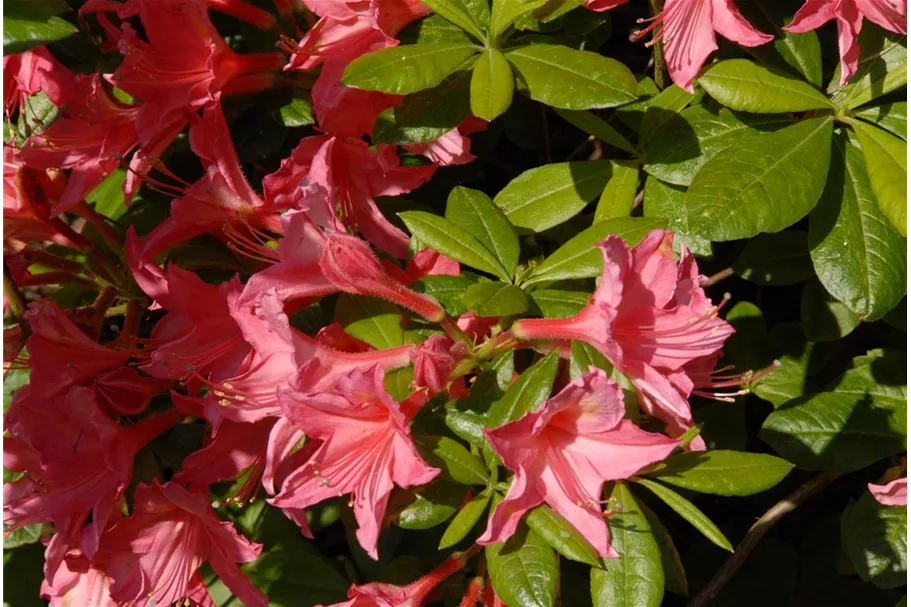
<box><xmin>648</xmin><ymin>0</ymin><xmax>666</xmax><ymax>89</ymax></box>
<box><xmin>440</xmin><ymin>315</ymin><xmax>473</xmax><ymax>349</ymax></box>
<box><xmin>701</xmin><ymin>267</ymin><xmax>734</xmax><ymax>288</ymax></box>
<box><xmin>74</xmin><ymin>201</ymin><xmax>121</xmax><ymax>252</ymax></box>
<box><xmin>3</xmin><ymin>263</ymin><xmax>27</xmax><ymax>320</ymax></box>
<box><xmin>92</xmin><ymin>286</ymin><xmax>118</xmax><ymax>316</ymax></box>
<box><xmin>687</xmin><ymin>472</ymin><xmax>839</xmax><ymax>607</ymax></box>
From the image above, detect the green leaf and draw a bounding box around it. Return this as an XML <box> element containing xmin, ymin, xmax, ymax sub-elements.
<box><xmin>399</xmin><ymin>13</ymin><xmax>475</xmax><ymax>45</ymax></box>
<box><xmin>86</xmin><ymin>169</ymin><xmax>128</xmax><ymax>221</ymax></box>
<box><xmin>526</xmin><ymin>504</ymin><xmax>601</xmax><ymax>567</ymax></box>
<box><xmin>16</xmin><ymin>91</ymin><xmax>58</xmax><ymax>143</ymax></box>
<box><xmin>593</xmin><ymin>161</ymin><xmax>639</xmax><ymax>222</ymax></box>
<box><xmin>855</xmin><ymin>102</ymin><xmax>907</xmax><ymax>140</ymax></box>
<box><xmin>439</xmin><ymin>490</ymin><xmax>490</xmax><ymax>548</ymax></box>
<box><xmin>412</xmin><ymin>274</ymin><xmax>477</xmax><ymax>316</ymax></box>
<box><xmin>445</xmin><ymin>186</ymin><xmax>519</xmax><ymax>276</ymax></box>
<box><xmin>801</xmin><ymin>277</ymin><xmax>862</xmax><ymax>342</ymax></box>
<box><xmin>487</xmin><ymin>524</ymin><xmax>559</xmax><ymax>607</ymax></box>
<box><xmin>276</xmin><ymin>95</ymin><xmax>314</xmax><ymax>127</ymax></box>
<box><xmin>494</xmin><ymin>160</ymin><xmax>616</xmax><ymax>232</ymax></box>
<box><xmin>698</xmin><ymin>59</ymin><xmax>834</xmax><ymax>113</ymax></box>
<box><xmin>829</xmin><ymin>28</ymin><xmax>906</xmax><ymax>110</ymax></box>
<box><xmin>506</xmin><ymin>44</ymin><xmax>637</xmax><ymax>110</ymax></box>
<box><xmin>396</xmin><ymin>482</ymin><xmax>465</xmax><ymax>529</ymax></box>
<box><xmin>342</xmin><ymin>43</ymin><xmax>479</xmax><ymax>94</ymax></box>
<box><xmin>751</xmin><ymin>322</ymin><xmax>826</xmax><ymax>407</ymax></box>
<box><xmin>569</xmin><ymin>340</ymin><xmax>612</xmax><ymax>381</ymax></box>
<box><xmin>643</xmin><ymin>105</ymin><xmax>791</xmax><ymax>186</ymax></box>
<box><xmin>638</xmin><ymin>85</ymin><xmax>695</xmax><ymax>148</ymax></box>
<box><xmin>639</xmin><ymin>501</ymin><xmax>688</xmax><ymax>596</ymax></box>
<box><xmin>733</xmin><ymin>230</ymin><xmax>813</xmax><ymax>286</ymax></box>
<box><xmin>490</xmin><ymin>0</ymin><xmax>550</xmax><ymax>38</ymax></box>
<box><xmin>417</xmin><ymin>0</ymin><xmax>489</xmax><ymax>41</ymax></box>
<box><xmin>373</xmin><ymin>68</ymin><xmax>473</xmax><ymax>144</ymax></box>
<box><xmin>850</xmin><ymin>120</ymin><xmax>907</xmax><ymax>236</ymax></box>
<box><xmin>384</xmin><ymin>367</ymin><xmax>415</xmax><ymax>402</ymax></box>
<box><xmin>642</xmin><ymin>177</ymin><xmax>711</xmax><ymax>256</ymax></box>
<box><xmin>553</xmin><ymin>108</ymin><xmax>635</xmax><ymax>154</ymax></box>
<box><xmin>738</xmin><ymin>0</ymin><xmax>823</xmax><ymax>86</ymax></box>
<box><xmin>470</xmin><ymin>48</ymin><xmax>514</xmax><ymax>121</ymax></box>
<box><xmin>486</xmin><ymin>350</ymin><xmax>559</xmax><ymax>429</ymax></box>
<box><xmin>842</xmin><ymin>491</ymin><xmax>907</xmax><ymax>589</ymax></box>
<box><xmin>462</xmin><ymin>283</ymin><xmax>529</xmax><ymax>316</ymax></box>
<box><xmin>417</xmin><ymin>435</ymin><xmax>490</xmax><ymax>485</ymax></box>
<box><xmin>4</xmin><ymin>0</ymin><xmax>77</xmax><ymax>55</ymax></box>
<box><xmin>644</xmin><ymin>450</ymin><xmax>794</xmax><ymax>497</ymax></box>
<box><xmin>523</xmin><ymin>217</ymin><xmax>666</xmax><ymax>287</ymax></box>
<box><xmin>399</xmin><ymin>211</ymin><xmax>511</xmax><ymax>280</ymax></box>
<box><xmin>591</xmin><ymin>483</ymin><xmax>664</xmax><ymax>607</ymax></box>
<box><xmin>334</xmin><ymin>295</ymin><xmax>403</xmax><ymax>349</ymax></box>
<box><xmin>633</xmin><ymin>479</ymin><xmax>733</xmax><ymax>552</ymax></box>
<box><xmin>761</xmin><ymin>353</ymin><xmax>907</xmax><ymax>473</ymax></box>
<box><xmin>528</xmin><ymin>289</ymin><xmax>589</xmax><ymax>319</ymax></box>
<box><xmin>809</xmin><ymin>133</ymin><xmax>906</xmax><ymax>321</ymax></box>
<box><xmin>722</xmin><ymin>301</ymin><xmax>767</xmax><ymax>374</ymax></box>
<box><xmin>687</xmin><ymin>116</ymin><xmax>833</xmax><ymax>241</ymax></box>
<box><xmin>3</xmin><ymin>524</ymin><xmax>45</xmax><ymax>550</ymax></box>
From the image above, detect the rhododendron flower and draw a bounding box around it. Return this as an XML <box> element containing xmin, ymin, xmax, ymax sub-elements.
<box><xmin>512</xmin><ymin>231</ymin><xmax>734</xmax><ymax>441</ymax></box>
<box><xmin>411</xmin><ymin>335</ymin><xmax>459</xmax><ymax>393</ymax></box>
<box><xmin>94</xmin><ymin>481</ymin><xmax>267</xmax><ymax>607</ymax></box>
<box><xmin>869</xmin><ymin>477</ymin><xmax>908</xmax><ymax>506</ymax></box>
<box><xmin>3</xmin><ymin>46</ymin><xmax>70</xmax><ymax>114</ymax></box>
<box><xmin>40</xmin><ymin>552</ymin><xmax>115</xmax><ymax>607</ymax></box>
<box><xmin>634</xmin><ymin>0</ymin><xmax>773</xmax><ymax>92</ymax></box>
<box><xmin>272</xmin><ymin>365</ymin><xmax>439</xmax><ymax>558</ymax></box>
<box><xmin>3</xmin><ymin>387</ymin><xmax>179</xmax><ymax>581</ymax></box>
<box><xmin>478</xmin><ymin>368</ymin><xmax>679</xmax><ymax>557</ymax></box>
<box><xmin>784</xmin><ymin>0</ymin><xmax>907</xmax><ymax>85</ymax></box>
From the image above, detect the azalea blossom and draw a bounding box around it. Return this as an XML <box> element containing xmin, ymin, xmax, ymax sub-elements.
<box><xmin>411</xmin><ymin>334</ymin><xmax>459</xmax><ymax>394</ymax></box>
<box><xmin>271</xmin><ymin>365</ymin><xmax>439</xmax><ymax>558</ymax></box>
<box><xmin>869</xmin><ymin>477</ymin><xmax>908</xmax><ymax>506</ymax></box>
<box><xmin>40</xmin><ymin>552</ymin><xmax>115</xmax><ymax>607</ymax></box>
<box><xmin>784</xmin><ymin>0</ymin><xmax>907</xmax><ymax>85</ymax></box>
<box><xmin>479</xmin><ymin>368</ymin><xmax>678</xmax><ymax>556</ymax></box>
<box><xmin>512</xmin><ymin>230</ymin><xmax>734</xmax><ymax>442</ymax></box>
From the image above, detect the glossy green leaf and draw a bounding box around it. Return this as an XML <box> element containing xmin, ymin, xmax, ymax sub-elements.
<box><xmin>494</xmin><ymin>161</ymin><xmax>616</xmax><ymax>232</ymax></box>
<box><xmin>855</xmin><ymin>102</ymin><xmax>907</xmax><ymax>140</ymax></box>
<box><xmin>399</xmin><ymin>211</ymin><xmax>511</xmax><ymax>280</ymax></box>
<box><xmin>643</xmin><ymin>105</ymin><xmax>791</xmax><ymax>186</ymax></box>
<box><xmin>761</xmin><ymin>353</ymin><xmax>907</xmax><ymax>473</ymax></box>
<box><xmin>739</xmin><ymin>0</ymin><xmax>823</xmax><ymax>86</ymax></box>
<box><xmin>490</xmin><ymin>0</ymin><xmax>550</xmax><ymax>38</ymax></box>
<box><xmin>16</xmin><ymin>91</ymin><xmax>58</xmax><ymax>143</ymax></box>
<box><xmin>373</xmin><ymin>68</ymin><xmax>473</xmax><ymax>144</ymax></box>
<box><xmin>526</xmin><ymin>504</ymin><xmax>600</xmax><ymax>567</ymax></box>
<box><xmin>412</xmin><ymin>274</ymin><xmax>477</xmax><ymax>316</ymax></box>
<box><xmin>470</xmin><ymin>48</ymin><xmax>514</xmax><ymax>121</ymax></box>
<box><xmin>687</xmin><ymin>117</ymin><xmax>833</xmax><ymax>241</ymax></box>
<box><xmin>592</xmin><ymin>483</ymin><xmax>664</xmax><ymax>607</ymax></box>
<box><xmin>633</xmin><ymin>479</ymin><xmax>733</xmax><ymax>552</ymax></box>
<box><xmin>829</xmin><ymin>28</ymin><xmax>906</xmax><ymax>109</ymax></box>
<box><xmin>642</xmin><ymin>177</ymin><xmax>711</xmax><ymax>256</ymax></box>
<box><xmin>86</xmin><ymin>169</ymin><xmax>128</xmax><ymax>221</ymax></box>
<box><xmin>486</xmin><ymin>350</ymin><xmax>559</xmax><ymax>429</ymax></box>
<box><xmin>810</xmin><ymin>133</ymin><xmax>906</xmax><ymax>321</ymax></box>
<box><xmin>445</xmin><ymin>186</ymin><xmax>519</xmax><ymax>276</ymax></box>
<box><xmin>439</xmin><ymin>490</ymin><xmax>490</xmax><ymax>548</ymax></box>
<box><xmin>851</xmin><ymin>120</ymin><xmax>907</xmax><ymax>236</ymax></box>
<box><xmin>276</xmin><ymin>96</ymin><xmax>314</xmax><ymax>127</ymax></box>
<box><xmin>528</xmin><ymin>290</ymin><xmax>588</xmax><ymax>319</ymax></box>
<box><xmin>3</xmin><ymin>524</ymin><xmax>45</xmax><ymax>550</ymax></box>
<box><xmin>417</xmin><ymin>0</ymin><xmax>488</xmax><ymax>41</ymax></box>
<box><xmin>396</xmin><ymin>482</ymin><xmax>465</xmax><ymax>529</ymax></box>
<box><xmin>399</xmin><ymin>13</ymin><xmax>475</xmax><ymax>44</ymax></box>
<box><xmin>733</xmin><ymin>231</ymin><xmax>813</xmax><ymax>286</ymax></box>
<box><xmin>722</xmin><ymin>301</ymin><xmax>767</xmax><ymax>374</ymax></box>
<box><xmin>801</xmin><ymin>277</ymin><xmax>862</xmax><ymax>342</ymax></box>
<box><xmin>417</xmin><ymin>435</ymin><xmax>490</xmax><ymax>485</ymax></box>
<box><xmin>523</xmin><ymin>217</ymin><xmax>666</xmax><ymax>287</ymax></box>
<box><xmin>554</xmin><ymin>108</ymin><xmax>636</xmax><ymax>154</ymax></box>
<box><xmin>462</xmin><ymin>283</ymin><xmax>529</xmax><ymax>316</ymax></box>
<box><xmin>593</xmin><ymin>161</ymin><xmax>639</xmax><ymax>222</ymax></box>
<box><xmin>569</xmin><ymin>341</ymin><xmax>612</xmax><ymax>381</ymax></box>
<box><xmin>638</xmin><ymin>85</ymin><xmax>695</xmax><ymax>147</ymax></box>
<box><xmin>487</xmin><ymin>524</ymin><xmax>559</xmax><ymax>607</ymax></box>
<box><xmin>639</xmin><ymin>500</ymin><xmax>688</xmax><ymax>596</ymax></box>
<box><xmin>334</xmin><ymin>295</ymin><xmax>403</xmax><ymax>349</ymax></box>
<box><xmin>698</xmin><ymin>59</ymin><xmax>834</xmax><ymax>113</ymax></box>
<box><xmin>842</xmin><ymin>491</ymin><xmax>908</xmax><ymax>589</ymax></box>
<box><xmin>644</xmin><ymin>450</ymin><xmax>794</xmax><ymax>497</ymax></box>
<box><xmin>751</xmin><ymin>322</ymin><xmax>826</xmax><ymax>407</ymax></box>
<box><xmin>4</xmin><ymin>0</ymin><xmax>77</xmax><ymax>55</ymax></box>
<box><xmin>506</xmin><ymin>44</ymin><xmax>638</xmax><ymax>110</ymax></box>
<box><xmin>342</xmin><ymin>43</ymin><xmax>479</xmax><ymax>94</ymax></box>
<box><xmin>384</xmin><ymin>367</ymin><xmax>415</xmax><ymax>402</ymax></box>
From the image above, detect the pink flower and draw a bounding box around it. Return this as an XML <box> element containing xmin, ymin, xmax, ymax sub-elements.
<box><xmin>411</xmin><ymin>335</ymin><xmax>458</xmax><ymax>393</ymax></box>
<box><xmin>40</xmin><ymin>552</ymin><xmax>115</xmax><ymax>607</ymax></box>
<box><xmin>512</xmin><ymin>230</ymin><xmax>733</xmax><ymax>441</ymax></box>
<box><xmin>478</xmin><ymin>369</ymin><xmax>679</xmax><ymax>557</ymax></box>
<box><xmin>634</xmin><ymin>0</ymin><xmax>773</xmax><ymax>92</ymax></box>
<box><xmin>3</xmin><ymin>46</ymin><xmax>71</xmax><ymax>115</ymax></box>
<box><xmin>94</xmin><ymin>481</ymin><xmax>267</xmax><ymax>607</ymax></box>
<box><xmin>584</xmin><ymin>0</ymin><xmax>631</xmax><ymax>11</ymax></box>
<box><xmin>784</xmin><ymin>0</ymin><xmax>907</xmax><ymax>85</ymax></box>
<box><xmin>869</xmin><ymin>477</ymin><xmax>908</xmax><ymax>506</ymax></box>
<box><xmin>271</xmin><ymin>365</ymin><xmax>439</xmax><ymax>559</ymax></box>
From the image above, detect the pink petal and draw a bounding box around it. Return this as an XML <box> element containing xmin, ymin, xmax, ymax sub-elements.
<box><xmin>712</xmin><ymin>0</ymin><xmax>774</xmax><ymax>47</ymax></box>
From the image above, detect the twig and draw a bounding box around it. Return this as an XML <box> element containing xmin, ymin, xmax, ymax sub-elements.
<box><xmin>687</xmin><ymin>472</ymin><xmax>839</xmax><ymax>607</ymax></box>
<box><xmin>701</xmin><ymin>267</ymin><xmax>734</xmax><ymax>288</ymax></box>
<box><xmin>567</xmin><ymin>135</ymin><xmax>595</xmax><ymax>161</ymax></box>
<box><xmin>648</xmin><ymin>0</ymin><xmax>666</xmax><ymax>89</ymax></box>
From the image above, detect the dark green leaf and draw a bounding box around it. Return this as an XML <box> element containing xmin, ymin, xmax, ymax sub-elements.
<box><xmin>417</xmin><ymin>0</ymin><xmax>488</xmax><ymax>41</ymax></box>
<box><xmin>445</xmin><ymin>186</ymin><xmax>520</xmax><ymax>276</ymax></box>
<box><xmin>642</xmin><ymin>177</ymin><xmax>711</xmax><ymax>256</ymax></box>
<box><xmin>739</xmin><ymin>0</ymin><xmax>823</xmax><ymax>86</ymax></box>
<box><xmin>842</xmin><ymin>492</ymin><xmax>907</xmax><ymax>589</ymax></box>
<box><xmin>528</xmin><ymin>290</ymin><xmax>589</xmax><ymax>319</ymax></box>
<box><xmin>687</xmin><ymin>116</ymin><xmax>833</xmax><ymax>241</ymax></box>
<box><xmin>16</xmin><ymin>91</ymin><xmax>58</xmax><ymax>143</ymax></box>
<box><xmin>829</xmin><ymin>28</ymin><xmax>906</xmax><ymax>110</ymax></box>
<box><xmin>801</xmin><ymin>277</ymin><xmax>862</xmax><ymax>342</ymax></box>
<box><xmin>487</xmin><ymin>524</ymin><xmax>559</xmax><ymax>607</ymax></box>
<box><xmin>4</xmin><ymin>0</ymin><xmax>77</xmax><ymax>55</ymax></box>
<box><xmin>417</xmin><ymin>435</ymin><xmax>490</xmax><ymax>485</ymax></box>
<box><xmin>591</xmin><ymin>483</ymin><xmax>664</xmax><ymax>607</ymax></box>
<box><xmin>490</xmin><ymin>0</ymin><xmax>550</xmax><ymax>38</ymax></box>
<box><xmin>698</xmin><ymin>59</ymin><xmax>834</xmax><ymax>113</ymax></box>
<box><xmin>633</xmin><ymin>479</ymin><xmax>733</xmax><ymax>552</ymax></box>
<box><xmin>412</xmin><ymin>274</ymin><xmax>477</xmax><ymax>316</ymax></box>
<box><xmin>553</xmin><ymin>108</ymin><xmax>636</xmax><ymax>154</ymax></box>
<box><xmin>809</xmin><ymin>133</ymin><xmax>906</xmax><ymax>320</ymax></box>
<box><xmin>644</xmin><ymin>450</ymin><xmax>793</xmax><ymax>497</ymax></box>
<box><xmin>751</xmin><ymin>322</ymin><xmax>825</xmax><ymax>407</ymax></box>
<box><xmin>396</xmin><ymin>482</ymin><xmax>465</xmax><ymax>529</ymax></box>
<box><xmin>398</xmin><ymin>13</ymin><xmax>475</xmax><ymax>44</ymax></box>
<box><xmin>506</xmin><ymin>44</ymin><xmax>638</xmax><ymax>109</ymax></box>
<box><xmin>462</xmin><ymin>283</ymin><xmax>529</xmax><ymax>316</ymax></box>
<box><xmin>526</xmin><ymin>504</ymin><xmax>600</xmax><ymax>567</ymax></box>
<box><xmin>86</xmin><ymin>169</ymin><xmax>128</xmax><ymax>221</ymax></box>
<box><xmin>733</xmin><ymin>230</ymin><xmax>813</xmax><ymax>286</ymax></box>
<box><xmin>486</xmin><ymin>350</ymin><xmax>559</xmax><ymax>429</ymax></box>
<box><xmin>851</xmin><ymin>119</ymin><xmax>907</xmax><ymax>236</ymax></box>
<box><xmin>276</xmin><ymin>95</ymin><xmax>314</xmax><ymax>127</ymax></box>
<box><xmin>638</xmin><ymin>85</ymin><xmax>695</xmax><ymax>147</ymax></box>
<box><xmin>334</xmin><ymin>295</ymin><xmax>403</xmax><ymax>349</ymax></box>
<box><xmin>342</xmin><ymin>43</ymin><xmax>479</xmax><ymax>94</ymax></box>
<box><xmin>569</xmin><ymin>340</ymin><xmax>612</xmax><ymax>381</ymax></box>
<box><xmin>639</xmin><ymin>500</ymin><xmax>688</xmax><ymax>596</ymax></box>
<box><xmin>3</xmin><ymin>524</ymin><xmax>45</xmax><ymax>550</ymax></box>
<box><xmin>593</xmin><ymin>160</ymin><xmax>639</xmax><ymax>222</ymax></box>
<box><xmin>373</xmin><ymin>68</ymin><xmax>473</xmax><ymax>144</ymax></box>
<box><xmin>439</xmin><ymin>490</ymin><xmax>490</xmax><ymax>548</ymax></box>
<box><xmin>470</xmin><ymin>48</ymin><xmax>514</xmax><ymax>121</ymax></box>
